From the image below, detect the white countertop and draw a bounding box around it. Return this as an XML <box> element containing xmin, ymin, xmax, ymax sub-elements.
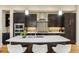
<box><xmin>27</xmin><ymin>32</ymin><xmax>65</xmax><ymax>34</ymax></box>
<box><xmin>6</xmin><ymin>35</ymin><xmax>70</xmax><ymax>43</ymax></box>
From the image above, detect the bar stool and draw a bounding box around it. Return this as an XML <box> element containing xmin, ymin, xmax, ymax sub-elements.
<box><xmin>32</xmin><ymin>44</ymin><xmax>48</xmax><ymax>53</ymax></box>
<box><xmin>7</xmin><ymin>44</ymin><xmax>27</xmax><ymax>53</ymax></box>
<box><xmin>52</xmin><ymin>44</ymin><xmax>71</xmax><ymax>53</ymax></box>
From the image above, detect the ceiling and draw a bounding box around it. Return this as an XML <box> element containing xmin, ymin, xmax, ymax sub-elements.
<box><xmin>0</xmin><ymin>5</ymin><xmax>77</xmax><ymax>13</ymax></box>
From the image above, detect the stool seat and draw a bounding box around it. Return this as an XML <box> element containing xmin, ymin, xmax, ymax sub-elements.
<box><xmin>32</xmin><ymin>44</ymin><xmax>48</xmax><ymax>53</ymax></box>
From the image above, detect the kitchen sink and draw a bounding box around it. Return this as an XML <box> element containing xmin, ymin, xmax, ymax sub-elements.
<box><xmin>27</xmin><ymin>35</ymin><xmax>44</xmax><ymax>38</ymax></box>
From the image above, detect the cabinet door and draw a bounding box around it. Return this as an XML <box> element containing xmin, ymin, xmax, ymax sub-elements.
<box><xmin>48</xmin><ymin>14</ymin><xmax>58</xmax><ymax>27</ymax></box>
<box><xmin>64</xmin><ymin>13</ymin><xmax>76</xmax><ymax>44</ymax></box>
<box><xmin>25</xmin><ymin>14</ymin><xmax>37</xmax><ymax>27</ymax></box>
<box><xmin>14</xmin><ymin>13</ymin><xmax>25</xmax><ymax>23</ymax></box>
<box><xmin>48</xmin><ymin>14</ymin><xmax>64</xmax><ymax>27</ymax></box>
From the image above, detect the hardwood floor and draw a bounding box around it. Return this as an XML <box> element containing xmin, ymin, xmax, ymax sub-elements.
<box><xmin>70</xmin><ymin>44</ymin><xmax>79</xmax><ymax>53</ymax></box>
<box><xmin>0</xmin><ymin>45</ymin><xmax>8</xmax><ymax>53</ymax></box>
<box><xmin>0</xmin><ymin>44</ymin><xmax>79</xmax><ymax>53</ymax></box>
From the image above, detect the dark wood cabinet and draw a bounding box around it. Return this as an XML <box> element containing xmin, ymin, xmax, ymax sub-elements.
<box><xmin>48</xmin><ymin>14</ymin><xmax>64</xmax><ymax>27</ymax></box>
<box><xmin>64</xmin><ymin>13</ymin><xmax>76</xmax><ymax>44</ymax></box>
<box><xmin>48</xmin><ymin>14</ymin><xmax>58</xmax><ymax>27</ymax></box>
<box><xmin>13</xmin><ymin>13</ymin><xmax>37</xmax><ymax>26</ymax></box>
<box><xmin>25</xmin><ymin>14</ymin><xmax>37</xmax><ymax>27</ymax></box>
<box><xmin>13</xmin><ymin>13</ymin><xmax>25</xmax><ymax>23</ymax></box>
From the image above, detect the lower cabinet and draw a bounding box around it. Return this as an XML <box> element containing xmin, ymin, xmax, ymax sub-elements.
<box><xmin>2</xmin><ymin>32</ymin><xmax>10</xmax><ymax>44</ymax></box>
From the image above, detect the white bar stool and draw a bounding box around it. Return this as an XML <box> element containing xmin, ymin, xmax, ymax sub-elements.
<box><xmin>52</xmin><ymin>44</ymin><xmax>71</xmax><ymax>53</ymax></box>
<box><xmin>7</xmin><ymin>44</ymin><xmax>27</xmax><ymax>53</ymax></box>
<box><xmin>32</xmin><ymin>44</ymin><xmax>48</xmax><ymax>53</ymax></box>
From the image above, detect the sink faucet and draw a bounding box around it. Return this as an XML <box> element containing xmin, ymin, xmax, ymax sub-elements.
<box><xmin>35</xmin><ymin>31</ymin><xmax>37</xmax><ymax>38</ymax></box>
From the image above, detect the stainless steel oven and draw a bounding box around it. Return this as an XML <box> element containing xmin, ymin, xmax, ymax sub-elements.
<box><xmin>14</xmin><ymin>23</ymin><xmax>24</xmax><ymax>36</ymax></box>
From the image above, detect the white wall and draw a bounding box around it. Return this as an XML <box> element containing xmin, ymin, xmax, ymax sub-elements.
<box><xmin>10</xmin><ymin>10</ymin><xmax>13</xmax><ymax>38</ymax></box>
<box><xmin>76</xmin><ymin>6</ymin><xmax>79</xmax><ymax>45</ymax></box>
<box><xmin>0</xmin><ymin>9</ymin><xmax>3</xmax><ymax>46</ymax></box>
<box><xmin>2</xmin><ymin>10</ymin><xmax>6</xmax><ymax>33</ymax></box>
<box><xmin>0</xmin><ymin>5</ymin><xmax>76</xmax><ymax>11</ymax></box>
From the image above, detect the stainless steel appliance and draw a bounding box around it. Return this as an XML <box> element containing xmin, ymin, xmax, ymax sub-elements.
<box><xmin>14</xmin><ymin>23</ymin><xmax>24</xmax><ymax>36</ymax></box>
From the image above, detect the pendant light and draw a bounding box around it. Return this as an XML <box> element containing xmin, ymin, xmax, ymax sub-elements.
<box><xmin>58</xmin><ymin>10</ymin><xmax>63</xmax><ymax>16</ymax></box>
<box><xmin>25</xmin><ymin>10</ymin><xmax>29</xmax><ymax>15</ymax></box>
<box><xmin>58</xmin><ymin>6</ymin><xmax>63</xmax><ymax>16</ymax></box>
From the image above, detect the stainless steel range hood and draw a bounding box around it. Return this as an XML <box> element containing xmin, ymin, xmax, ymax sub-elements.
<box><xmin>37</xmin><ymin>19</ymin><xmax>48</xmax><ymax>33</ymax></box>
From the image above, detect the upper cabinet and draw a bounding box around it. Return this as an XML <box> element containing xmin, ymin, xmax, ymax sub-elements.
<box><xmin>25</xmin><ymin>14</ymin><xmax>37</xmax><ymax>27</ymax></box>
<box><xmin>48</xmin><ymin>14</ymin><xmax>64</xmax><ymax>27</ymax></box>
<box><xmin>13</xmin><ymin>13</ymin><xmax>25</xmax><ymax>23</ymax></box>
<box><xmin>48</xmin><ymin>14</ymin><xmax>65</xmax><ymax>33</ymax></box>
<box><xmin>48</xmin><ymin>14</ymin><xmax>58</xmax><ymax>27</ymax></box>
